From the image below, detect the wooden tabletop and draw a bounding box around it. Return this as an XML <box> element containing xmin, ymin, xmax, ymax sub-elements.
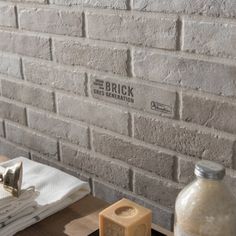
<box><xmin>0</xmin><ymin>156</ymin><xmax>173</xmax><ymax>236</ymax></box>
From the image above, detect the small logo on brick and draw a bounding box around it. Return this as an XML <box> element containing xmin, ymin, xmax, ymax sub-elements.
<box><xmin>151</xmin><ymin>101</ymin><xmax>172</xmax><ymax>114</ymax></box>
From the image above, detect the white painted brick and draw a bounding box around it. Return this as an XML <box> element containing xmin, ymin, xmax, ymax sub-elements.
<box><xmin>133</xmin><ymin>48</ymin><xmax>236</xmax><ymax>97</ymax></box>
<box><xmin>61</xmin><ymin>142</ymin><xmax>130</xmax><ymax>189</ymax></box>
<box><xmin>1</xmin><ymin>79</ymin><xmax>55</xmax><ymax>111</ymax></box>
<box><xmin>92</xmin><ymin>129</ymin><xmax>175</xmax><ymax>180</ymax></box>
<box><xmin>183</xmin><ymin>18</ymin><xmax>236</xmax><ymax>59</ymax></box>
<box><xmin>28</xmin><ymin>109</ymin><xmax>89</xmax><ymax>147</ymax></box>
<box><xmin>0</xmin><ymin>4</ymin><xmax>16</xmax><ymax>28</ymax></box>
<box><xmin>182</xmin><ymin>93</ymin><xmax>236</xmax><ymax>135</ymax></box>
<box><xmin>134</xmin><ymin>113</ymin><xmax>235</xmax><ymax>168</ymax></box>
<box><xmin>5</xmin><ymin>122</ymin><xmax>58</xmax><ymax>158</ymax></box>
<box><xmin>0</xmin><ymin>54</ymin><xmax>21</xmax><ymax>78</ymax></box>
<box><xmin>56</xmin><ymin>92</ymin><xmax>129</xmax><ymax>135</ymax></box>
<box><xmin>23</xmin><ymin>59</ymin><xmax>86</xmax><ymax>95</ymax></box>
<box><xmin>133</xmin><ymin>0</ymin><xmax>236</xmax><ymax>18</ymax></box>
<box><xmin>90</xmin><ymin>74</ymin><xmax>176</xmax><ymax>118</ymax></box>
<box><xmin>53</xmin><ymin>38</ymin><xmax>128</xmax><ymax>75</ymax></box>
<box><xmin>87</xmin><ymin>12</ymin><xmax>177</xmax><ymax>49</ymax></box>
<box><xmin>0</xmin><ymin>30</ymin><xmax>51</xmax><ymax>59</ymax></box>
<box><xmin>19</xmin><ymin>7</ymin><xmax>83</xmax><ymax>36</ymax></box>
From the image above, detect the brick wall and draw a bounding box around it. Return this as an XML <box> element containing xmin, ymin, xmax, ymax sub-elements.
<box><xmin>0</xmin><ymin>0</ymin><xmax>236</xmax><ymax>231</ymax></box>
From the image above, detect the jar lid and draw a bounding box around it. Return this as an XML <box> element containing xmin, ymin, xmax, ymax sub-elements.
<box><xmin>194</xmin><ymin>160</ymin><xmax>225</xmax><ymax>180</ymax></box>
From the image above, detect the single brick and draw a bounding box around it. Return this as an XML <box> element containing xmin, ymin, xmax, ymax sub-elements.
<box><xmin>0</xmin><ymin>119</ymin><xmax>4</xmax><ymax>137</ymax></box>
<box><xmin>0</xmin><ymin>137</ymin><xmax>30</xmax><ymax>159</ymax></box>
<box><xmin>182</xmin><ymin>93</ymin><xmax>236</xmax><ymax>135</ymax></box>
<box><xmin>28</xmin><ymin>109</ymin><xmax>88</xmax><ymax>147</ymax></box>
<box><xmin>56</xmin><ymin>93</ymin><xmax>129</xmax><ymax>135</ymax></box>
<box><xmin>19</xmin><ymin>7</ymin><xmax>83</xmax><ymax>36</ymax></box>
<box><xmin>50</xmin><ymin>0</ymin><xmax>126</xmax><ymax>9</ymax></box>
<box><xmin>133</xmin><ymin>114</ymin><xmax>235</xmax><ymax>167</ymax></box>
<box><xmin>133</xmin><ymin>0</ymin><xmax>236</xmax><ymax>18</ymax></box>
<box><xmin>0</xmin><ymin>30</ymin><xmax>50</xmax><ymax>59</ymax></box>
<box><xmin>1</xmin><ymin>79</ymin><xmax>55</xmax><ymax>111</ymax></box>
<box><xmin>0</xmin><ymin>54</ymin><xmax>21</xmax><ymax>78</ymax></box>
<box><xmin>93</xmin><ymin>179</ymin><xmax>174</xmax><ymax>230</ymax></box>
<box><xmin>61</xmin><ymin>142</ymin><xmax>130</xmax><ymax>189</ymax></box>
<box><xmin>5</xmin><ymin>122</ymin><xmax>58</xmax><ymax>158</ymax></box>
<box><xmin>133</xmin><ymin>170</ymin><xmax>182</xmax><ymax>208</ymax></box>
<box><xmin>53</xmin><ymin>38</ymin><xmax>128</xmax><ymax>75</ymax></box>
<box><xmin>87</xmin><ymin>12</ymin><xmax>177</xmax><ymax>49</ymax></box>
<box><xmin>177</xmin><ymin>157</ymin><xmax>197</xmax><ymax>184</ymax></box>
<box><xmin>133</xmin><ymin>48</ymin><xmax>236</xmax><ymax>97</ymax></box>
<box><xmin>92</xmin><ymin>129</ymin><xmax>175</xmax><ymax>180</ymax></box>
<box><xmin>0</xmin><ymin>4</ymin><xmax>16</xmax><ymax>28</ymax></box>
<box><xmin>0</xmin><ymin>98</ymin><xmax>26</xmax><ymax>125</ymax></box>
<box><xmin>183</xmin><ymin>18</ymin><xmax>236</xmax><ymax>59</ymax></box>
<box><xmin>23</xmin><ymin>59</ymin><xmax>86</xmax><ymax>95</ymax></box>
<box><xmin>90</xmin><ymin>74</ymin><xmax>176</xmax><ymax>118</ymax></box>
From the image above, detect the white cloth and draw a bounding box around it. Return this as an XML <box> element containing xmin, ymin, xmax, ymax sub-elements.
<box><xmin>0</xmin><ymin>157</ymin><xmax>91</xmax><ymax>236</ymax></box>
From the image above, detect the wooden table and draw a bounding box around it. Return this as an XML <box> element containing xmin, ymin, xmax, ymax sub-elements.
<box><xmin>0</xmin><ymin>156</ymin><xmax>173</xmax><ymax>236</ymax></box>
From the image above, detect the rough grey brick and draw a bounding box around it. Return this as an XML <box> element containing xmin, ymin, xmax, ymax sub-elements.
<box><xmin>90</xmin><ymin>74</ymin><xmax>176</xmax><ymax>118</ymax></box>
<box><xmin>28</xmin><ymin>109</ymin><xmax>88</xmax><ymax>147</ymax></box>
<box><xmin>1</xmin><ymin>79</ymin><xmax>55</xmax><ymax>111</ymax></box>
<box><xmin>56</xmin><ymin>93</ymin><xmax>129</xmax><ymax>135</ymax></box>
<box><xmin>134</xmin><ymin>114</ymin><xmax>235</xmax><ymax>167</ymax></box>
<box><xmin>93</xmin><ymin>179</ymin><xmax>174</xmax><ymax>230</ymax></box>
<box><xmin>5</xmin><ymin>122</ymin><xmax>58</xmax><ymax>158</ymax></box>
<box><xmin>133</xmin><ymin>0</ymin><xmax>236</xmax><ymax>18</ymax></box>
<box><xmin>183</xmin><ymin>18</ymin><xmax>236</xmax><ymax>59</ymax></box>
<box><xmin>0</xmin><ymin>120</ymin><xmax>4</xmax><ymax>137</ymax></box>
<box><xmin>23</xmin><ymin>59</ymin><xmax>86</xmax><ymax>96</ymax></box>
<box><xmin>0</xmin><ymin>30</ymin><xmax>50</xmax><ymax>59</ymax></box>
<box><xmin>133</xmin><ymin>170</ymin><xmax>182</xmax><ymax>208</ymax></box>
<box><xmin>0</xmin><ymin>99</ymin><xmax>26</xmax><ymax>125</ymax></box>
<box><xmin>19</xmin><ymin>7</ymin><xmax>83</xmax><ymax>36</ymax></box>
<box><xmin>133</xmin><ymin>48</ymin><xmax>236</xmax><ymax>97</ymax></box>
<box><xmin>61</xmin><ymin>142</ymin><xmax>130</xmax><ymax>189</ymax></box>
<box><xmin>87</xmin><ymin>12</ymin><xmax>177</xmax><ymax>49</ymax></box>
<box><xmin>1</xmin><ymin>0</ymin><xmax>46</xmax><ymax>3</ymax></box>
<box><xmin>182</xmin><ymin>93</ymin><xmax>236</xmax><ymax>135</ymax></box>
<box><xmin>0</xmin><ymin>54</ymin><xmax>21</xmax><ymax>78</ymax></box>
<box><xmin>177</xmin><ymin>157</ymin><xmax>196</xmax><ymax>184</ymax></box>
<box><xmin>53</xmin><ymin>38</ymin><xmax>128</xmax><ymax>75</ymax></box>
<box><xmin>0</xmin><ymin>4</ymin><xmax>16</xmax><ymax>28</ymax></box>
<box><xmin>0</xmin><ymin>137</ymin><xmax>29</xmax><ymax>159</ymax></box>
<box><xmin>92</xmin><ymin>129</ymin><xmax>175</xmax><ymax>180</ymax></box>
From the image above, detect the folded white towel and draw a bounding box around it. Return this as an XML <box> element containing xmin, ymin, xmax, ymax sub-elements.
<box><xmin>0</xmin><ymin>157</ymin><xmax>90</xmax><ymax>236</ymax></box>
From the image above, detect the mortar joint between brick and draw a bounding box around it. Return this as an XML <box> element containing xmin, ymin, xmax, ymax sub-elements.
<box><xmin>14</xmin><ymin>5</ymin><xmax>19</xmax><ymax>29</ymax></box>
<box><xmin>84</xmin><ymin>72</ymin><xmax>89</xmax><ymax>97</ymax></box>
<box><xmin>82</xmin><ymin>11</ymin><xmax>87</xmax><ymax>38</ymax></box>
<box><xmin>49</xmin><ymin>38</ymin><xmax>53</xmax><ymax>61</ymax></box>
<box><xmin>2</xmin><ymin>120</ymin><xmax>6</xmax><ymax>138</ymax></box>
<box><xmin>19</xmin><ymin>58</ymin><xmax>25</xmax><ymax>80</ymax></box>
<box><xmin>126</xmin><ymin>48</ymin><xmax>133</xmax><ymax>77</ymax></box>
<box><xmin>28</xmin><ymin>152</ymin><xmax>32</xmax><ymax>160</ymax></box>
<box><xmin>57</xmin><ymin>140</ymin><xmax>61</xmax><ymax>162</ymax></box>
<box><xmin>172</xmin><ymin>156</ymin><xmax>179</xmax><ymax>183</ymax></box>
<box><xmin>176</xmin><ymin>16</ymin><xmax>183</xmax><ymax>51</ymax></box>
<box><xmin>87</xmin><ymin>126</ymin><xmax>92</xmax><ymax>150</ymax></box>
<box><xmin>175</xmin><ymin>91</ymin><xmax>181</xmax><ymax>120</ymax></box>
<box><xmin>232</xmin><ymin>141</ymin><xmax>236</xmax><ymax>170</ymax></box>
<box><xmin>127</xmin><ymin>0</ymin><xmax>133</xmax><ymax>10</ymax></box>
<box><xmin>129</xmin><ymin>168</ymin><xmax>134</xmax><ymax>192</ymax></box>
<box><xmin>127</xmin><ymin>112</ymin><xmax>133</xmax><ymax>137</ymax></box>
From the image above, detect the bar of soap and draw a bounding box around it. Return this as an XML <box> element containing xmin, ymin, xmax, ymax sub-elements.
<box><xmin>99</xmin><ymin>198</ymin><xmax>152</xmax><ymax>236</ymax></box>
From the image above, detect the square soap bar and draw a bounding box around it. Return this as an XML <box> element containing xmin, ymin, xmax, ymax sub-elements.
<box><xmin>99</xmin><ymin>198</ymin><xmax>152</xmax><ymax>236</ymax></box>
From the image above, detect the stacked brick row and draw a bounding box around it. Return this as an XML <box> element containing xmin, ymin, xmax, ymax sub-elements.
<box><xmin>0</xmin><ymin>0</ymin><xmax>236</xmax><ymax>230</ymax></box>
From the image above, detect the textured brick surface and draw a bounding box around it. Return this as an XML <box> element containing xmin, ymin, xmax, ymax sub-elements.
<box><xmin>134</xmin><ymin>114</ymin><xmax>235</xmax><ymax>167</ymax></box>
<box><xmin>0</xmin><ymin>4</ymin><xmax>16</xmax><ymax>28</ymax></box>
<box><xmin>0</xmin><ymin>30</ymin><xmax>51</xmax><ymax>59</ymax></box>
<box><xmin>23</xmin><ymin>59</ymin><xmax>86</xmax><ymax>95</ymax></box>
<box><xmin>93</xmin><ymin>179</ymin><xmax>174</xmax><ymax>230</ymax></box>
<box><xmin>5</xmin><ymin>122</ymin><xmax>58</xmax><ymax>158</ymax></box>
<box><xmin>56</xmin><ymin>93</ymin><xmax>129</xmax><ymax>135</ymax></box>
<box><xmin>0</xmin><ymin>98</ymin><xmax>26</xmax><ymax>125</ymax></box>
<box><xmin>133</xmin><ymin>48</ymin><xmax>236</xmax><ymax>97</ymax></box>
<box><xmin>1</xmin><ymin>79</ymin><xmax>55</xmax><ymax>111</ymax></box>
<box><xmin>87</xmin><ymin>11</ymin><xmax>177</xmax><ymax>49</ymax></box>
<box><xmin>28</xmin><ymin>109</ymin><xmax>89</xmax><ymax>147</ymax></box>
<box><xmin>183</xmin><ymin>18</ymin><xmax>236</xmax><ymax>59</ymax></box>
<box><xmin>0</xmin><ymin>137</ymin><xmax>30</xmax><ymax>159</ymax></box>
<box><xmin>133</xmin><ymin>0</ymin><xmax>236</xmax><ymax>18</ymax></box>
<box><xmin>19</xmin><ymin>7</ymin><xmax>83</xmax><ymax>36</ymax></box>
<box><xmin>53</xmin><ymin>38</ymin><xmax>128</xmax><ymax>75</ymax></box>
<box><xmin>61</xmin><ymin>142</ymin><xmax>130</xmax><ymax>189</ymax></box>
<box><xmin>92</xmin><ymin>129</ymin><xmax>175</xmax><ymax>179</ymax></box>
<box><xmin>177</xmin><ymin>157</ymin><xmax>196</xmax><ymax>184</ymax></box>
<box><xmin>133</xmin><ymin>170</ymin><xmax>182</xmax><ymax>208</ymax></box>
<box><xmin>0</xmin><ymin>54</ymin><xmax>21</xmax><ymax>78</ymax></box>
<box><xmin>182</xmin><ymin>93</ymin><xmax>236</xmax><ymax>134</ymax></box>
<box><xmin>90</xmin><ymin>74</ymin><xmax>177</xmax><ymax>118</ymax></box>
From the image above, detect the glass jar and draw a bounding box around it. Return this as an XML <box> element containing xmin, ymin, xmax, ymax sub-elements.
<box><xmin>174</xmin><ymin>160</ymin><xmax>236</xmax><ymax>236</ymax></box>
